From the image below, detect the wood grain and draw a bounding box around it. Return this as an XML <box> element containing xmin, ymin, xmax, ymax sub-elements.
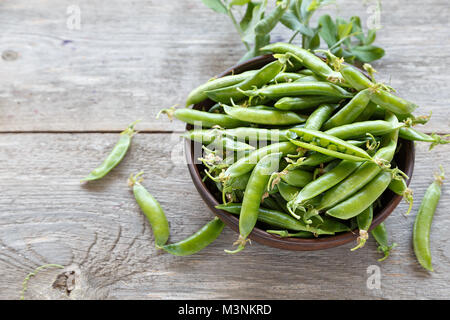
<box><xmin>0</xmin><ymin>134</ymin><xmax>449</xmax><ymax>299</ymax></box>
<box><xmin>0</xmin><ymin>0</ymin><xmax>449</xmax><ymax>300</ymax></box>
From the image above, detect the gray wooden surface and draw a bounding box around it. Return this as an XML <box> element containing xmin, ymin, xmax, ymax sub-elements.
<box><xmin>0</xmin><ymin>0</ymin><xmax>449</xmax><ymax>300</ymax></box>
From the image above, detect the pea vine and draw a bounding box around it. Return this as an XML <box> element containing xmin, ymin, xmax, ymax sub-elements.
<box><xmin>201</xmin><ymin>0</ymin><xmax>385</xmax><ymax>64</ymax></box>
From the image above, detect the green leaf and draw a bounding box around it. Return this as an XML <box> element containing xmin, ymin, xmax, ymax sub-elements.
<box><xmin>305</xmin><ymin>29</ymin><xmax>321</xmax><ymax>50</ymax></box>
<box><xmin>337</xmin><ymin>21</ymin><xmax>353</xmax><ymax>40</ymax></box>
<box><xmin>241</xmin><ymin>0</ymin><xmax>267</xmax><ymax>43</ymax></box>
<box><xmin>240</xmin><ymin>1</ymin><xmax>256</xmax><ymax>32</ymax></box>
<box><xmin>350</xmin><ymin>45</ymin><xmax>385</xmax><ymax>63</ymax></box>
<box><xmin>229</xmin><ymin>0</ymin><xmax>251</xmax><ymax>7</ymax></box>
<box><xmin>364</xmin><ymin>29</ymin><xmax>377</xmax><ymax>45</ymax></box>
<box><xmin>291</xmin><ymin>0</ymin><xmax>303</xmax><ymax>21</ymax></box>
<box><xmin>254</xmin><ymin>0</ymin><xmax>290</xmax><ymax>36</ymax></box>
<box><xmin>318</xmin><ymin>14</ymin><xmax>337</xmax><ymax>48</ymax></box>
<box><xmin>350</xmin><ymin>16</ymin><xmax>365</xmax><ymax>43</ymax></box>
<box><xmin>201</xmin><ymin>0</ymin><xmax>227</xmax><ymax>14</ymax></box>
<box><xmin>281</xmin><ymin>11</ymin><xmax>315</xmax><ymax>37</ymax></box>
<box><xmin>300</xmin><ymin>0</ymin><xmax>313</xmax><ymax>22</ymax></box>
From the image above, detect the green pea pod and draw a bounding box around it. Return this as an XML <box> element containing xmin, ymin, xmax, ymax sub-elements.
<box><xmin>182</xmin><ymin>129</ymin><xmax>255</xmax><ymax>152</ymax></box>
<box><xmin>325</xmin><ymin>120</ymin><xmax>404</xmax><ymax>140</ymax></box>
<box><xmin>182</xmin><ymin>128</ymin><xmax>222</xmax><ymax>144</ymax></box>
<box><xmin>304</xmin><ymin>104</ymin><xmax>337</xmax><ymax>130</ymax></box>
<box><xmin>354</xmin><ymin>101</ymin><xmax>378</xmax><ymax>122</ymax></box>
<box><xmin>371</xmin><ymin>104</ymin><xmax>387</xmax><ymax>119</ymax></box>
<box><xmin>260</xmin><ymin>42</ymin><xmax>344</xmax><ymax>82</ymax></box>
<box><xmin>388</xmin><ymin>177</ymin><xmax>414</xmax><ymax>216</ymax></box>
<box><xmin>160</xmin><ymin>217</ymin><xmax>225</xmax><ymax>256</ymax></box>
<box><xmin>297</xmin><ymin>152</ymin><xmax>335</xmax><ymax>168</ymax></box>
<box><xmin>280</xmin><ymin>169</ymin><xmax>313</xmax><ymax>188</ymax></box>
<box><xmin>350</xmin><ymin>205</ymin><xmax>373</xmax><ymax>251</ymax></box>
<box><xmin>399</xmin><ymin>127</ymin><xmax>450</xmax><ymax>150</ymax></box>
<box><xmin>223</xmin><ymin>105</ymin><xmax>307</xmax><ymax>125</ymax></box>
<box><xmin>128</xmin><ymin>173</ymin><xmax>170</xmax><ymax>247</ymax></box>
<box><xmin>245</xmin><ymin>81</ymin><xmax>354</xmax><ymax>100</ymax></box>
<box><xmin>318</xmin><ymin>113</ymin><xmax>400</xmax><ymax>210</ymax></box>
<box><xmin>326</xmin><ymin>171</ymin><xmax>392</xmax><ymax>220</ymax></box>
<box><xmin>340</xmin><ymin>65</ymin><xmax>374</xmax><ymax>91</ymax></box>
<box><xmin>322</xmin><ymin>89</ymin><xmax>371</xmax><ymax>130</ymax></box>
<box><xmin>254</xmin><ymin>0</ymin><xmax>290</xmax><ymax>36</ymax></box>
<box><xmin>185</xmin><ymin>70</ymin><xmax>257</xmax><ymax>106</ymax></box>
<box><xmin>369</xmin><ymin>87</ymin><xmax>418</xmax><ymax>115</ymax></box>
<box><xmin>224</xmin><ymin>171</ymin><xmax>252</xmax><ymax>191</ymax></box>
<box><xmin>82</xmin><ymin>120</ymin><xmax>139</xmax><ymax>181</ymax></box>
<box><xmin>267</xmin><ymin>230</ymin><xmax>314</xmax><ymax>238</ymax></box>
<box><xmin>294</xmin><ymin>75</ymin><xmax>322</xmax><ymax>82</ymax></box>
<box><xmin>216</xmin><ymin>203</ymin><xmax>315</xmax><ymax>233</ymax></box>
<box><xmin>261</xmin><ymin>196</ymin><xmax>284</xmax><ymax>212</ymax></box>
<box><xmin>288</xmin><ymin>128</ymin><xmax>372</xmax><ymax>162</ymax></box>
<box><xmin>159</xmin><ymin>107</ymin><xmax>246</xmax><ymax>128</ymax></box>
<box><xmin>226</xmin><ymin>152</ymin><xmax>283</xmax><ymax>254</ymax></box>
<box><xmin>217</xmin><ymin>203</ymin><xmax>343</xmax><ymax>235</ymax></box>
<box><xmin>397</xmin><ymin>112</ymin><xmax>431</xmax><ymax>126</ymax></box>
<box><xmin>277</xmin><ymin>181</ymin><xmax>301</xmax><ymax>201</ymax></box>
<box><xmin>298</xmin><ymin>69</ymin><xmax>315</xmax><ymax>76</ymax></box>
<box><xmin>274</xmin><ymin>96</ymin><xmax>343</xmax><ymax>111</ymax></box>
<box><xmin>270</xmin><ymin>72</ymin><xmax>306</xmax><ymax>83</ymax></box>
<box><xmin>287</xmin><ymin>160</ymin><xmax>362</xmax><ymax>217</ymax></box>
<box><xmin>315</xmin><ymin>216</ymin><xmax>351</xmax><ymax>234</ymax></box>
<box><xmin>213</xmin><ymin>137</ymin><xmax>255</xmax><ymax>152</ymax></box>
<box><xmin>289</xmin><ymin>140</ymin><xmax>369</xmax><ymax>171</ymax></box>
<box><xmin>270</xmin><ymin>192</ymin><xmax>291</xmax><ymax>214</ymax></box>
<box><xmin>371</xmin><ymin>222</ymin><xmax>397</xmax><ymax>262</ymax></box>
<box><xmin>223</xmin><ymin>127</ymin><xmax>293</xmax><ymax>142</ymax></box>
<box><xmin>413</xmin><ymin>167</ymin><xmax>444</xmax><ymax>271</ymax></box>
<box><xmin>206</xmin><ymin>60</ymin><xmax>284</xmax><ymax>104</ymax></box>
<box><xmin>224</xmin><ymin>142</ymin><xmax>297</xmax><ymax>178</ymax></box>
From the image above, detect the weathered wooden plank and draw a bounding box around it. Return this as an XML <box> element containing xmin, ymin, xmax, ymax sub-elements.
<box><xmin>0</xmin><ymin>0</ymin><xmax>449</xmax><ymax>133</ymax></box>
<box><xmin>0</xmin><ymin>133</ymin><xmax>449</xmax><ymax>299</ymax></box>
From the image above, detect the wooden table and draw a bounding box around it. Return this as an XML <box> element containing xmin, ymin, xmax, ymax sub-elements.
<box><xmin>1</xmin><ymin>0</ymin><xmax>449</xmax><ymax>300</ymax></box>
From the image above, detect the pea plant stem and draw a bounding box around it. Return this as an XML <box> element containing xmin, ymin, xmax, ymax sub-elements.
<box><xmin>227</xmin><ymin>7</ymin><xmax>251</xmax><ymax>51</ymax></box>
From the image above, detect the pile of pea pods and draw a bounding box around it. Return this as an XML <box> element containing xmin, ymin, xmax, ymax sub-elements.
<box><xmin>160</xmin><ymin>42</ymin><xmax>448</xmax><ymax>256</ymax></box>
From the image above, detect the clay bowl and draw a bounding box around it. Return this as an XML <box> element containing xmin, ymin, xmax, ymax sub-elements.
<box><xmin>185</xmin><ymin>54</ymin><xmax>415</xmax><ymax>251</ymax></box>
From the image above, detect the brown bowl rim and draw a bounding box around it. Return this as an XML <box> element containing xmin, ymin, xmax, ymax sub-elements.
<box><xmin>184</xmin><ymin>54</ymin><xmax>415</xmax><ymax>251</ymax></box>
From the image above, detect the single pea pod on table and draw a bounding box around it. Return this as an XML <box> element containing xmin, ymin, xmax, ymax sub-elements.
<box><xmin>82</xmin><ymin>120</ymin><xmax>140</xmax><ymax>182</ymax></box>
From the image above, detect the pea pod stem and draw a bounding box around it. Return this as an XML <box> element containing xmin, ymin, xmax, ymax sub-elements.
<box><xmin>371</xmin><ymin>222</ymin><xmax>397</xmax><ymax>262</ymax></box>
<box><xmin>388</xmin><ymin>177</ymin><xmax>414</xmax><ymax>216</ymax></box>
<box><xmin>350</xmin><ymin>205</ymin><xmax>373</xmax><ymax>251</ymax></box>
<box><xmin>399</xmin><ymin>127</ymin><xmax>450</xmax><ymax>150</ymax></box>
